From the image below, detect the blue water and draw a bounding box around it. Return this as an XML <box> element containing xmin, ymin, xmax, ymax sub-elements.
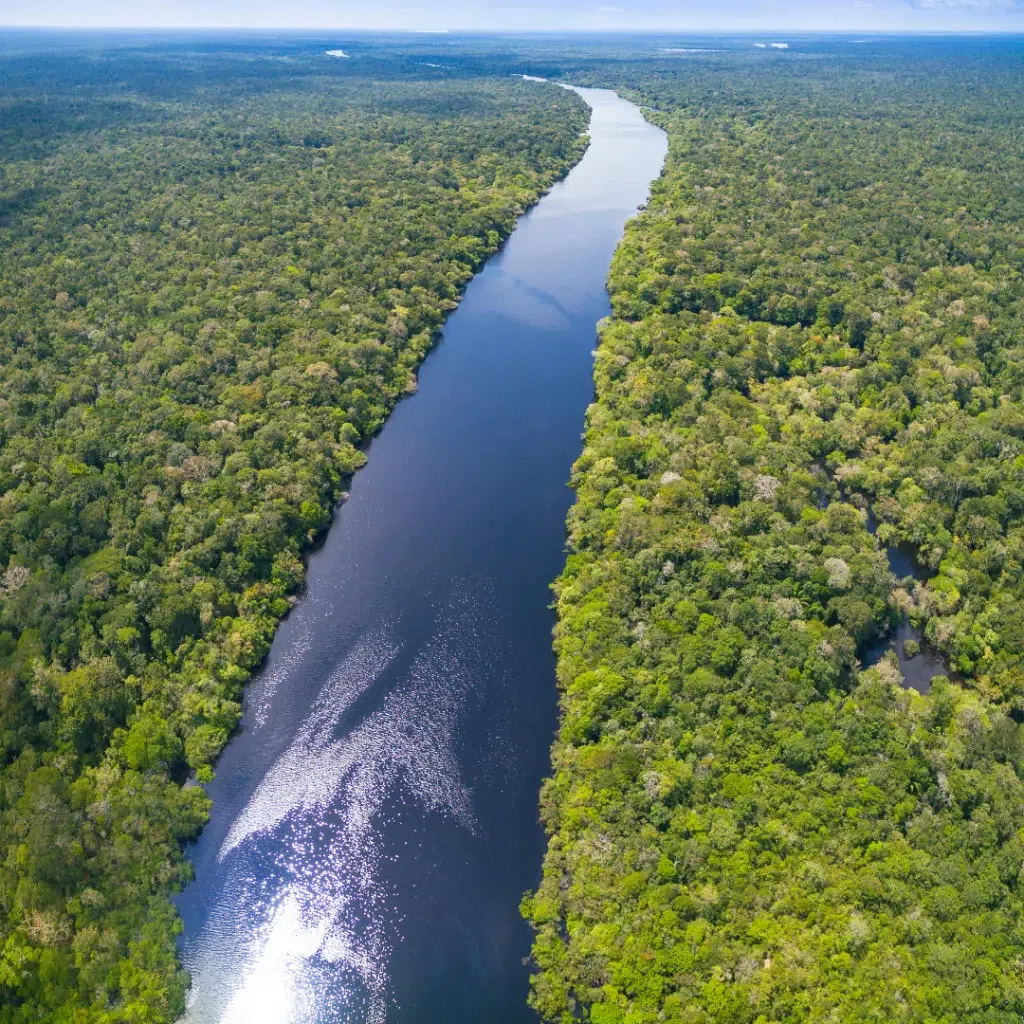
<box><xmin>175</xmin><ymin>87</ymin><xmax>667</xmax><ymax>1024</ymax></box>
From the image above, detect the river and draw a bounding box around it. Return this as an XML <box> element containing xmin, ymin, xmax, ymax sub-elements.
<box><xmin>175</xmin><ymin>86</ymin><xmax>668</xmax><ymax>1024</ymax></box>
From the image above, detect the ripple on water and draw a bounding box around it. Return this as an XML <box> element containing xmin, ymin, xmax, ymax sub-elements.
<box><xmin>183</xmin><ymin>588</ymin><xmax>495</xmax><ymax>1023</ymax></box>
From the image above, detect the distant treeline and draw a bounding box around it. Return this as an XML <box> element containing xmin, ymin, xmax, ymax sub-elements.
<box><xmin>0</xmin><ymin>46</ymin><xmax>587</xmax><ymax>1021</ymax></box>
<box><xmin>526</xmin><ymin>37</ymin><xmax>1024</xmax><ymax>1024</ymax></box>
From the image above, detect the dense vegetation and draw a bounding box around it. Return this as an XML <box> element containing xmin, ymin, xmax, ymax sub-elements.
<box><xmin>526</xmin><ymin>39</ymin><xmax>1024</xmax><ymax>1024</ymax></box>
<box><xmin>0</xmin><ymin>44</ymin><xmax>588</xmax><ymax>1020</ymax></box>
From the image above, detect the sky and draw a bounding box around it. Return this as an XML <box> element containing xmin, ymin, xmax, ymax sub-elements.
<box><xmin>3</xmin><ymin>0</ymin><xmax>1024</xmax><ymax>32</ymax></box>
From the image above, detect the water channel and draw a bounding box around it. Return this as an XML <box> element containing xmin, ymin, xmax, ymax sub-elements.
<box><xmin>176</xmin><ymin>86</ymin><xmax>668</xmax><ymax>1024</ymax></box>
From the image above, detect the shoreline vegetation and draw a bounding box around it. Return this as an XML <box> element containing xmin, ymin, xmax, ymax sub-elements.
<box><xmin>526</xmin><ymin>38</ymin><xmax>1024</xmax><ymax>1024</ymax></box>
<box><xmin>0</xmin><ymin>47</ymin><xmax>588</xmax><ymax>1021</ymax></box>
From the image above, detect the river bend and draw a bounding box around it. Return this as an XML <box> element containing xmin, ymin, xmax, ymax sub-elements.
<box><xmin>176</xmin><ymin>86</ymin><xmax>668</xmax><ymax>1024</ymax></box>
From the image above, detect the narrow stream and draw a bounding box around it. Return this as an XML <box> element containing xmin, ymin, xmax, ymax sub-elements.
<box><xmin>175</xmin><ymin>87</ymin><xmax>667</xmax><ymax>1024</ymax></box>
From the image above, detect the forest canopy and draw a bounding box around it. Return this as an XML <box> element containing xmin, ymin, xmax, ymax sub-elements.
<box><xmin>525</xmin><ymin>36</ymin><xmax>1024</xmax><ymax>1024</ymax></box>
<box><xmin>0</xmin><ymin>42</ymin><xmax>588</xmax><ymax>1021</ymax></box>
<box><xmin>6</xmin><ymin>29</ymin><xmax>1024</xmax><ymax>1024</ymax></box>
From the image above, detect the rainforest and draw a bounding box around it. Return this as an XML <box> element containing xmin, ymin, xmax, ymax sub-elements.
<box><xmin>525</xmin><ymin>36</ymin><xmax>1024</xmax><ymax>1024</ymax></box>
<box><xmin>0</xmin><ymin>41</ymin><xmax>587</xmax><ymax>1021</ymax></box>
<box><xmin>2</xmin><ymin>28</ymin><xmax>1024</xmax><ymax>1024</ymax></box>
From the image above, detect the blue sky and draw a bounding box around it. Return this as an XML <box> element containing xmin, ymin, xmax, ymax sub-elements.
<box><xmin>3</xmin><ymin>0</ymin><xmax>1024</xmax><ymax>32</ymax></box>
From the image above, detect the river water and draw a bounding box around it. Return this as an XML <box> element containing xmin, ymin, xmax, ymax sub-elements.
<box><xmin>176</xmin><ymin>87</ymin><xmax>667</xmax><ymax>1024</ymax></box>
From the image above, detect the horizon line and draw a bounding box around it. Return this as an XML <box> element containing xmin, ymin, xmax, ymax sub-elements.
<box><xmin>4</xmin><ymin>25</ymin><xmax>1024</xmax><ymax>35</ymax></box>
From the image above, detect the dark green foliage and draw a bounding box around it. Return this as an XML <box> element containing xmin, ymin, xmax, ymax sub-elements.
<box><xmin>528</xmin><ymin>39</ymin><xmax>1024</xmax><ymax>1024</ymax></box>
<box><xmin>0</xmin><ymin>44</ymin><xmax>587</xmax><ymax>1020</ymax></box>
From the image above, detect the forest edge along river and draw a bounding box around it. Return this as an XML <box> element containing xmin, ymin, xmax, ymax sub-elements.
<box><xmin>175</xmin><ymin>86</ymin><xmax>668</xmax><ymax>1024</ymax></box>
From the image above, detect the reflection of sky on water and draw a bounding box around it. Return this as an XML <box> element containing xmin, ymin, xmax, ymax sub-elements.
<box><xmin>220</xmin><ymin>627</ymin><xmax>403</xmax><ymax>858</ymax></box>
<box><xmin>506</xmin><ymin>276</ymin><xmax>575</xmax><ymax>327</ymax></box>
<box><xmin>185</xmin><ymin>590</ymin><xmax>494</xmax><ymax>1023</ymax></box>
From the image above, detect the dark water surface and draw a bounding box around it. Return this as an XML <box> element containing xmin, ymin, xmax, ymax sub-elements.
<box><xmin>176</xmin><ymin>87</ymin><xmax>667</xmax><ymax>1024</ymax></box>
<box><xmin>862</xmin><ymin>509</ymin><xmax>949</xmax><ymax>695</ymax></box>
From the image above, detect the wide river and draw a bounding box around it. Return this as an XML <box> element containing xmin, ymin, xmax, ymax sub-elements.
<box><xmin>177</xmin><ymin>86</ymin><xmax>667</xmax><ymax>1024</ymax></box>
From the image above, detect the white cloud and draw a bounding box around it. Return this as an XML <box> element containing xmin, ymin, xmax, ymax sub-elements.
<box><xmin>909</xmin><ymin>0</ymin><xmax>1021</xmax><ymax>8</ymax></box>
